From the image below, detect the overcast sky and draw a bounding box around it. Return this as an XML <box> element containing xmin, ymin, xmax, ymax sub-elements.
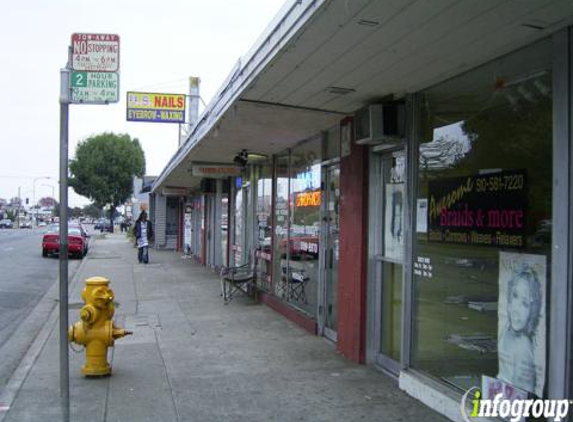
<box><xmin>0</xmin><ymin>0</ymin><xmax>285</xmax><ymax>207</ymax></box>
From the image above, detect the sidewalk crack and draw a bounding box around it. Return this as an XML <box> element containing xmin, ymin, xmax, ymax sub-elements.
<box><xmin>153</xmin><ymin>330</ymin><xmax>181</xmax><ymax>422</ymax></box>
<box><xmin>102</xmin><ymin>348</ymin><xmax>113</xmax><ymax>422</ymax></box>
<box><xmin>131</xmin><ymin>259</ymin><xmax>140</xmax><ymax>315</ymax></box>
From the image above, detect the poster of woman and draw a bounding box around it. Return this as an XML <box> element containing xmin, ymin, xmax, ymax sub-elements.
<box><xmin>498</xmin><ymin>252</ymin><xmax>546</xmax><ymax>397</ymax></box>
<box><xmin>384</xmin><ymin>183</ymin><xmax>404</xmax><ymax>261</ymax></box>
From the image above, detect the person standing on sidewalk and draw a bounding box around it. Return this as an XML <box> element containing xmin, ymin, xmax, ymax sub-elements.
<box><xmin>134</xmin><ymin>211</ymin><xmax>153</xmax><ymax>263</ymax></box>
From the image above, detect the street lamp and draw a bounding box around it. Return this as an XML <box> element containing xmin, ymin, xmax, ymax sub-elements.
<box><xmin>42</xmin><ymin>184</ymin><xmax>55</xmax><ymax>197</ymax></box>
<box><xmin>33</xmin><ymin>176</ymin><xmax>51</xmax><ymax>226</ymax></box>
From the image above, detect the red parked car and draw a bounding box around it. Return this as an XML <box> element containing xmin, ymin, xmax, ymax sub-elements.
<box><xmin>42</xmin><ymin>224</ymin><xmax>89</xmax><ymax>258</ymax></box>
<box><xmin>280</xmin><ymin>234</ymin><xmax>319</xmax><ymax>260</ymax></box>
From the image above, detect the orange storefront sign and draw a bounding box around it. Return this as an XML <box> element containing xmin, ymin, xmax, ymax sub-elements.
<box><xmin>295</xmin><ymin>190</ymin><xmax>321</xmax><ymax>207</ymax></box>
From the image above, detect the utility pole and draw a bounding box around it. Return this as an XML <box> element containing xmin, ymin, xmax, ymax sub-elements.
<box><xmin>17</xmin><ymin>187</ymin><xmax>21</xmax><ymax>229</ymax></box>
<box><xmin>58</xmin><ymin>48</ymin><xmax>71</xmax><ymax>422</ymax></box>
<box><xmin>179</xmin><ymin>76</ymin><xmax>201</xmax><ymax>147</ymax></box>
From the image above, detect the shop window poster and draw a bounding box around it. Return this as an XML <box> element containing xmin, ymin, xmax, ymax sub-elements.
<box><xmin>384</xmin><ymin>183</ymin><xmax>404</xmax><ymax>261</ymax></box>
<box><xmin>481</xmin><ymin>376</ymin><xmax>528</xmax><ymax>422</ymax></box>
<box><xmin>427</xmin><ymin>170</ymin><xmax>527</xmax><ymax>248</ymax></box>
<box><xmin>482</xmin><ymin>375</ymin><xmax>528</xmax><ymax>402</ymax></box>
<box><xmin>183</xmin><ymin>211</ymin><xmax>192</xmax><ymax>254</ymax></box>
<box><xmin>416</xmin><ymin>198</ymin><xmax>428</xmax><ymax>233</ymax></box>
<box><xmin>498</xmin><ymin>252</ymin><xmax>546</xmax><ymax>397</ymax></box>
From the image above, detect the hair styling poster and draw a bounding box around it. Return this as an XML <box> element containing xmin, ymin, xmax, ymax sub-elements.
<box><xmin>498</xmin><ymin>252</ymin><xmax>546</xmax><ymax>397</ymax></box>
<box><xmin>384</xmin><ymin>183</ymin><xmax>404</xmax><ymax>261</ymax></box>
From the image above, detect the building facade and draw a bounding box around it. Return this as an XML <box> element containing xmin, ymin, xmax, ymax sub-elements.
<box><xmin>152</xmin><ymin>1</ymin><xmax>573</xmax><ymax>419</ymax></box>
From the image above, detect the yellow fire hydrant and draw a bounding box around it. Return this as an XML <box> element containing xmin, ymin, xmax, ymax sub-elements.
<box><xmin>68</xmin><ymin>277</ymin><xmax>132</xmax><ymax>376</ymax></box>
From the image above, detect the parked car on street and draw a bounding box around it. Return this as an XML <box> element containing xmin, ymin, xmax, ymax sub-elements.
<box><xmin>0</xmin><ymin>219</ymin><xmax>14</xmax><ymax>229</ymax></box>
<box><xmin>42</xmin><ymin>224</ymin><xmax>90</xmax><ymax>258</ymax></box>
<box><xmin>280</xmin><ymin>234</ymin><xmax>319</xmax><ymax>260</ymax></box>
<box><xmin>20</xmin><ymin>221</ymin><xmax>32</xmax><ymax>229</ymax></box>
<box><xmin>94</xmin><ymin>218</ymin><xmax>113</xmax><ymax>233</ymax></box>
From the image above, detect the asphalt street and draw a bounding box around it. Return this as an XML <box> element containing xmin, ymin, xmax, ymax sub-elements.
<box><xmin>0</xmin><ymin>227</ymin><xmax>82</xmax><ymax>392</ymax></box>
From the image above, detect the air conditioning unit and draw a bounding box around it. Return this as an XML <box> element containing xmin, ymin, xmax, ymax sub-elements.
<box><xmin>354</xmin><ymin>103</ymin><xmax>406</xmax><ymax>147</ymax></box>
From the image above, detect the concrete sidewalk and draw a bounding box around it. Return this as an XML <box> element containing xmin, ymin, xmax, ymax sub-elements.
<box><xmin>1</xmin><ymin>233</ymin><xmax>449</xmax><ymax>422</ymax></box>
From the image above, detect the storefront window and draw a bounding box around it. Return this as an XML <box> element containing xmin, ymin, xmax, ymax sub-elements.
<box><xmin>221</xmin><ymin>195</ymin><xmax>228</xmax><ymax>267</ymax></box>
<box><xmin>166</xmin><ymin>196</ymin><xmax>178</xmax><ymax>236</ymax></box>
<box><xmin>273</xmin><ymin>156</ymin><xmax>290</xmax><ymax>298</ymax></box>
<box><xmin>193</xmin><ymin>196</ymin><xmax>204</xmax><ymax>259</ymax></box>
<box><xmin>256</xmin><ymin>165</ymin><xmax>273</xmax><ymax>291</ymax></box>
<box><xmin>412</xmin><ymin>39</ymin><xmax>552</xmax><ymax>397</ymax></box>
<box><xmin>233</xmin><ymin>177</ymin><xmax>244</xmax><ymax>266</ymax></box>
<box><xmin>288</xmin><ymin>138</ymin><xmax>321</xmax><ymax>317</ymax></box>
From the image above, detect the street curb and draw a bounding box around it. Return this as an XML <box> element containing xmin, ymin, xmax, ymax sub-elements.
<box><xmin>0</xmin><ymin>243</ymin><xmax>93</xmax><ymax>421</ymax></box>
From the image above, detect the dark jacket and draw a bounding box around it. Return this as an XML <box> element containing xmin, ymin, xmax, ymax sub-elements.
<box><xmin>134</xmin><ymin>220</ymin><xmax>153</xmax><ymax>241</ymax></box>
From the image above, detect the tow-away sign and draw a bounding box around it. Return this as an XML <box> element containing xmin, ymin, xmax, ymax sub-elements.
<box><xmin>71</xmin><ymin>33</ymin><xmax>119</xmax><ymax>72</ymax></box>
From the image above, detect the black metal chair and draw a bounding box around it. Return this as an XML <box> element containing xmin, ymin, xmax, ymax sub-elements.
<box><xmin>279</xmin><ymin>266</ymin><xmax>309</xmax><ymax>304</ymax></box>
<box><xmin>288</xmin><ymin>268</ymin><xmax>309</xmax><ymax>303</ymax></box>
<box><xmin>220</xmin><ymin>248</ymin><xmax>258</xmax><ymax>304</ymax></box>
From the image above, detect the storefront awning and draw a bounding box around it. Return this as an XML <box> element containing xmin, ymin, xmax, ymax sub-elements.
<box><xmin>153</xmin><ymin>0</ymin><xmax>573</xmax><ymax>193</ymax></box>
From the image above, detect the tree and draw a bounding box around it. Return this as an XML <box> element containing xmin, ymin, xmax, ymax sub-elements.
<box><xmin>53</xmin><ymin>203</ymin><xmax>71</xmax><ymax>216</ymax></box>
<box><xmin>83</xmin><ymin>204</ymin><xmax>103</xmax><ymax>219</ymax></box>
<box><xmin>72</xmin><ymin>207</ymin><xmax>83</xmax><ymax>218</ymax></box>
<box><xmin>69</xmin><ymin>133</ymin><xmax>145</xmax><ymax>225</ymax></box>
<box><xmin>38</xmin><ymin>197</ymin><xmax>57</xmax><ymax>208</ymax></box>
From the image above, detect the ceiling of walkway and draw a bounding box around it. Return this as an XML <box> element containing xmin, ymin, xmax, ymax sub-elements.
<box><xmin>243</xmin><ymin>0</ymin><xmax>571</xmax><ymax>112</ymax></box>
<box><xmin>157</xmin><ymin>0</ymin><xmax>573</xmax><ymax>191</ymax></box>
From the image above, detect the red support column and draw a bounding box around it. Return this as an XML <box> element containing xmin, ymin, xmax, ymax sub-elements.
<box><xmin>337</xmin><ymin>117</ymin><xmax>369</xmax><ymax>363</ymax></box>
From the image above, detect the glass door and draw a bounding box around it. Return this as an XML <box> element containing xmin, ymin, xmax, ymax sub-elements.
<box><xmin>206</xmin><ymin>195</ymin><xmax>215</xmax><ymax>268</ymax></box>
<box><xmin>375</xmin><ymin>150</ymin><xmax>405</xmax><ymax>373</ymax></box>
<box><xmin>221</xmin><ymin>195</ymin><xmax>228</xmax><ymax>267</ymax></box>
<box><xmin>232</xmin><ymin>179</ymin><xmax>245</xmax><ymax>266</ymax></box>
<box><xmin>321</xmin><ymin>163</ymin><xmax>340</xmax><ymax>341</ymax></box>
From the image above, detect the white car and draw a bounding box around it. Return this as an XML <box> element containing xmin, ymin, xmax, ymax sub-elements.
<box><xmin>0</xmin><ymin>219</ymin><xmax>13</xmax><ymax>229</ymax></box>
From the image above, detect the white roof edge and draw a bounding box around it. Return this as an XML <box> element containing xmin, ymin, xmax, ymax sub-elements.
<box><xmin>152</xmin><ymin>0</ymin><xmax>328</xmax><ymax>193</ymax></box>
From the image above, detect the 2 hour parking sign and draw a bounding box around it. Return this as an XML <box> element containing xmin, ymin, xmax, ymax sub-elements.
<box><xmin>71</xmin><ymin>71</ymin><xmax>119</xmax><ymax>104</ymax></box>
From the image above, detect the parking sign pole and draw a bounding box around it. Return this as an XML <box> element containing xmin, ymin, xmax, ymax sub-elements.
<box><xmin>58</xmin><ymin>48</ymin><xmax>71</xmax><ymax>422</ymax></box>
<box><xmin>56</xmin><ymin>35</ymin><xmax>119</xmax><ymax>421</ymax></box>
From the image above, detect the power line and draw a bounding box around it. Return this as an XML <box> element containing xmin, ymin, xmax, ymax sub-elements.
<box><xmin>0</xmin><ymin>175</ymin><xmax>56</xmax><ymax>179</ymax></box>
